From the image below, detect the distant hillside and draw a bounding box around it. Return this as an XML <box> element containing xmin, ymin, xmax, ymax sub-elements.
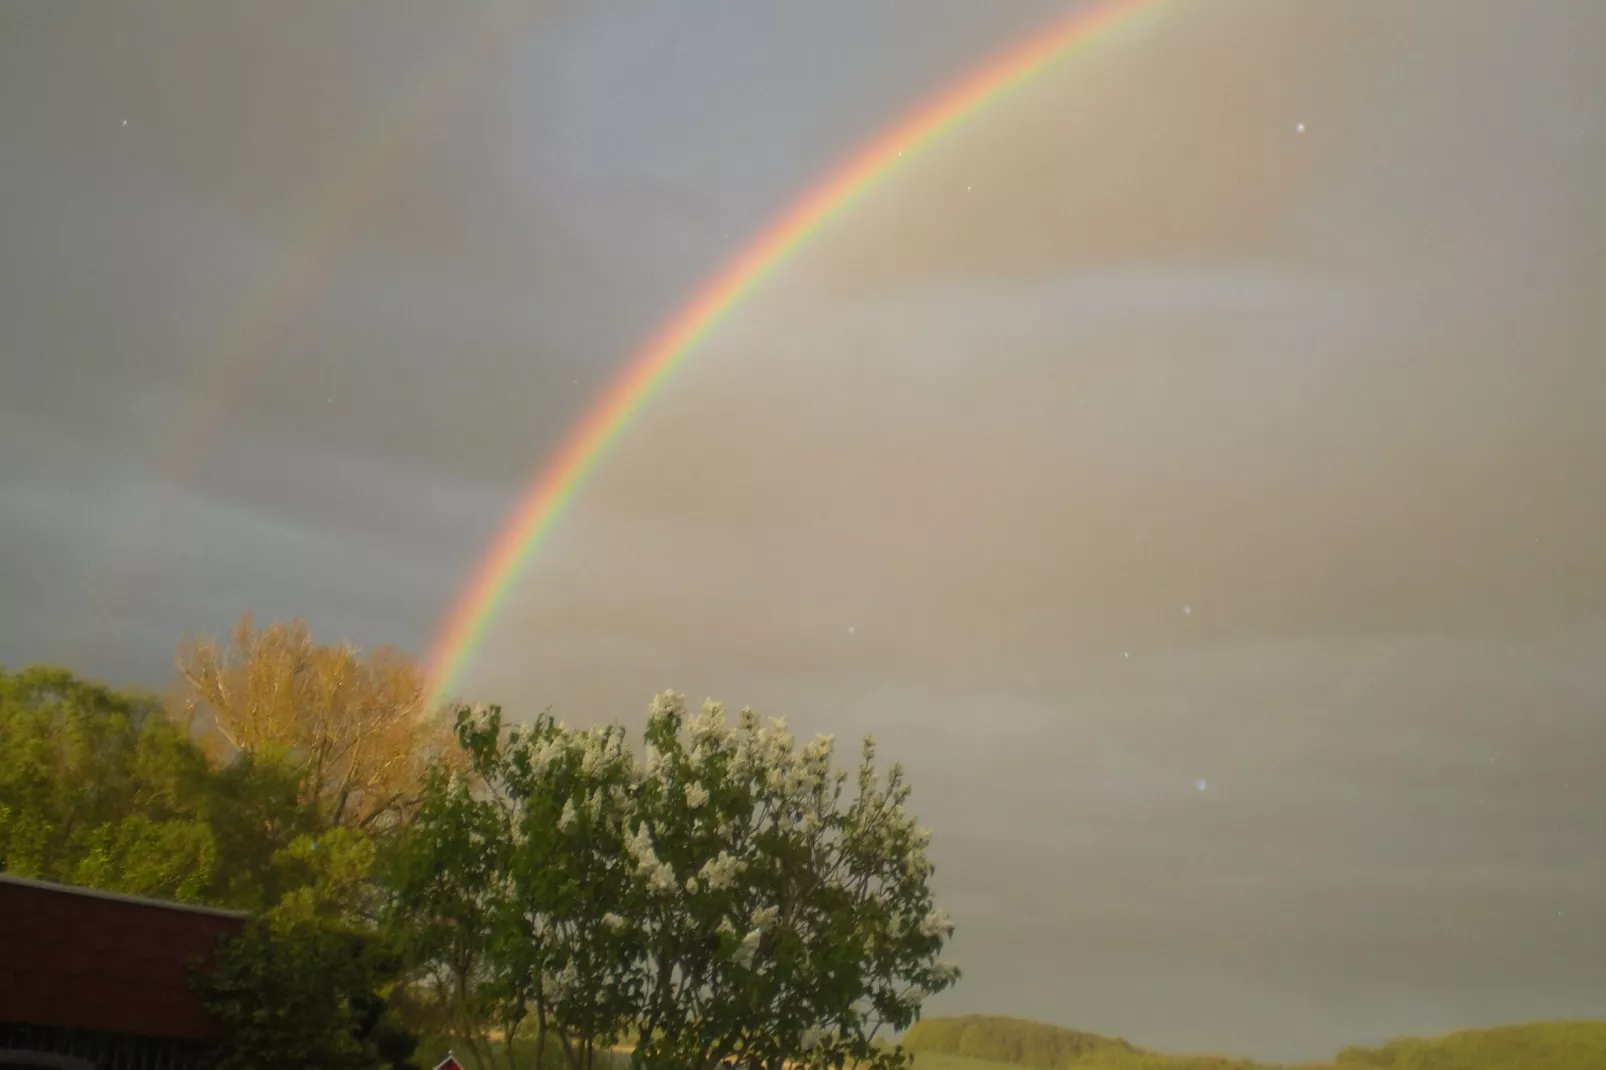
<box><xmin>903</xmin><ymin>1015</ymin><xmax>1138</xmax><ymax>1070</ymax></box>
<box><xmin>904</xmin><ymin>1014</ymin><xmax>1606</xmax><ymax>1070</ymax></box>
<box><xmin>1333</xmin><ymin>1020</ymin><xmax>1606</xmax><ymax>1070</ymax></box>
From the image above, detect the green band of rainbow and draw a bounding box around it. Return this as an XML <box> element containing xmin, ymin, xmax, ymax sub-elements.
<box><xmin>424</xmin><ymin>0</ymin><xmax>1163</xmax><ymax>705</ymax></box>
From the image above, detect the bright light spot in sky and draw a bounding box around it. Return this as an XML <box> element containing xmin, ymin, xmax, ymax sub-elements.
<box><xmin>1183</xmin><ymin>605</ymin><xmax>1192</xmax><ymax>616</ymax></box>
<box><xmin>1196</xmin><ymin>779</ymin><xmax>1208</xmax><ymax>792</ymax></box>
<box><xmin>1296</xmin><ymin>122</ymin><xmax>1305</xmax><ymax>133</ymax></box>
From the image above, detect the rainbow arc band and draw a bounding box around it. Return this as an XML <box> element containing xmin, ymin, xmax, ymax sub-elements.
<box><xmin>424</xmin><ymin>0</ymin><xmax>1165</xmax><ymax>706</ymax></box>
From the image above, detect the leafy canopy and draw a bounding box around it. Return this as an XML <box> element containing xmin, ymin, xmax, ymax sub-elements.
<box><xmin>390</xmin><ymin>692</ymin><xmax>960</xmax><ymax>1070</ymax></box>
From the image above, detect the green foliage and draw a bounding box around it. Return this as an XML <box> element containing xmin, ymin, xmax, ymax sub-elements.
<box><xmin>270</xmin><ymin>825</ymin><xmax>383</xmax><ymax>927</ymax></box>
<box><xmin>625</xmin><ymin>695</ymin><xmax>958</xmax><ymax>1070</ymax></box>
<box><xmin>68</xmin><ymin>811</ymin><xmax>220</xmax><ymax>901</ymax></box>
<box><xmin>193</xmin><ymin>916</ymin><xmax>422</xmax><ymax>1070</ymax></box>
<box><xmin>202</xmin><ymin>752</ymin><xmax>322</xmax><ymax>912</ymax></box>
<box><xmin>0</xmin><ymin>666</ymin><xmax>219</xmax><ymax>900</ymax></box>
<box><xmin>385</xmin><ymin>721</ymin><xmax>528</xmax><ymax>1070</ymax></box>
<box><xmin>0</xmin><ymin>664</ymin><xmax>388</xmax><ymax>923</ymax></box>
<box><xmin>393</xmin><ymin>693</ymin><xmax>959</xmax><ymax>1070</ymax></box>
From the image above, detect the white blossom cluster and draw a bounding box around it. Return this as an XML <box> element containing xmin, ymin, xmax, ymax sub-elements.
<box><xmin>920</xmin><ymin>907</ymin><xmax>955</xmax><ymax>939</ymax></box>
<box><xmin>733</xmin><ymin>925</ymin><xmax>763</xmax><ymax>968</ymax></box>
<box><xmin>625</xmin><ymin>822</ymin><xmax>677</xmax><ymax>894</ymax></box>
<box><xmin>698</xmin><ymin>850</ymin><xmax>741</xmax><ymax>891</ymax></box>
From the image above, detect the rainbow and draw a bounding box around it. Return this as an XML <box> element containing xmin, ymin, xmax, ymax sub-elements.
<box><xmin>425</xmin><ymin>0</ymin><xmax>1167</xmax><ymax>705</ymax></box>
<box><xmin>89</xmin><ymin>4</ymin><xmax>537</xmax><ymax>625</ymax></box>
<box><xmin>160</xmin><ymin>5</ymin><xmax>531</xmax><ymax>484</ymax></box>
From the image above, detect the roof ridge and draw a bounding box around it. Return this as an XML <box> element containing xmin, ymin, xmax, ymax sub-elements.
<box><xmin>0</xmin><ymin>871</ymin><xmax>249</xmax><ymax>919</ymax></box>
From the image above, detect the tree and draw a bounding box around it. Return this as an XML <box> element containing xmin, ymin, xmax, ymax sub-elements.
<box><xmin>175</xmin><ymin>614</ymin><xmax>453</xmax><ymax>834</ymax></box>
<box><xmin>0</xmin><ymin>666</ymin><xmax>219</xmax><ymax>901</ymax></box>
<box><xmin>620</xmin><ymin>693</ymin><xmax>958</xmax><ymax>1070</ymax></box>
<box><xmin>0</xmin><ymin>662</ymin><xmax>387</xmax><ymax>921</ymax></box>
<box><xmin>203</xmin><ymin>751</ymin><xmax>323</xmax><ymax>913</ymax></box>
<box><xmin>386</xmin><ymin>706</ymin><xmax>628</xmax><ymax>1070</ymax></box>
<box><xmin>193</xmin><ymin>915</ymin><xmax>422</xmax><ymax>1070</ymax></box>
<box><xmin>393</xmin><ymin>692</ymin><xmax>959</xmax><ymax>1070</ymax></box>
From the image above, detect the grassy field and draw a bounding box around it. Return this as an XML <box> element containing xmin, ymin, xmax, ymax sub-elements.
<box><xmin>912</xmin><ymin>1054</ymin><xmax>1025</xmax><ymax>1070</ymax></box>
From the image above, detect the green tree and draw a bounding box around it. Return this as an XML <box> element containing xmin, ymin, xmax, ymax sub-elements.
<box><xmin>386</xmin><ymin>707</ymin><xmax>598</xmax><ymax>1070</ymax></box>
<box><xmin>393</xmin><ymin>692</ymin><xmax>959</xmax><ymax>1070</ymax></box>
<box><xmin>0</xmin><ymin>661</ymin><xmax>398</xmax><ymax>923</ymax></box>
<box><xmin>0</xmin><ymin>666</ymin><xmax>219</xmax><ymax>901</ymax></box>
<box><xmin>194</xmin><ymin>916</ymin><xmax>422</xmax><ymax>1070</ymax></box>
<box><xmin>203</xmin><ymin>751</ymin><xmax>322</xmax><ymax>912</ymax></box>
<box><xmin>621</xmin><ymin>693</ymin><xmax>958</xmax><ymax>1070</ymax></box>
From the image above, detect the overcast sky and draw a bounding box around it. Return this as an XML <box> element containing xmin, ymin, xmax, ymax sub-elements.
<box><xmin>3</xmin><ymin>1</ymin><xmax>1605</xmax><ymax>1062</ymax></box>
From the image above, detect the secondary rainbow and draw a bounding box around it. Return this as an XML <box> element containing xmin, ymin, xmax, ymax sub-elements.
<box><xmin>90</xmin><ymin>4</ymin><xmax>536</xmax><ymax>624</ymax></box>
<box><xmin>160</xmin><ymin>5</ymin><xmax>531</xmax><ymax>483</ymax></box>
<box><xmin>425</xmin><ymin>0</ymin><xmax>1167</xmax><ymax>703</ymax></box>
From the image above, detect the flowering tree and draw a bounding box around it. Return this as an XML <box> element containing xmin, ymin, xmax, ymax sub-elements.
<box><xmin>624</xmin><ymin>693</ymin><xmax>957</xmax><ymax>1070</ymax></box>
<box><xmin>385</xmin><ymin>720</ymin><xmax>518</xmax><ymax>1070</ymax></box>
<box><xmin>391</xmin><ymin>692</ymin><xmax>958</xmax><ymax>1070</ymax></box>
<box><xmin>389</xmin><ymin>705</ymin><xmax>650</xmax><ymax>1070</ymax></box>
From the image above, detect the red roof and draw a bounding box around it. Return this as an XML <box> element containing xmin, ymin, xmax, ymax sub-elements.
<box><xmin>0</xmin><ymin>873</ymin><xmax>246</xmax><ymax>1040</ymax></box>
